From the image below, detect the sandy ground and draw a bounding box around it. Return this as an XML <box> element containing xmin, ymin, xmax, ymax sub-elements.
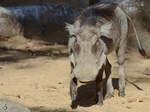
<box><xmin>0</xmin><ymin>37</ymin><xmax>150</xmax><ymax>112</ymax></box>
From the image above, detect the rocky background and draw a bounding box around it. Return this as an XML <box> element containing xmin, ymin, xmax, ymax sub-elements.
<box><xmin>0</xmin><ymin>0</ymin><xmax>149</xmax><ymax>56</ymax></box>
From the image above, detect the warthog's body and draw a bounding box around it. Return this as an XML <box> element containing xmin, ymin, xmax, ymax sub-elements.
<box><xmin>66</xmin><ymin>3</ymin><xmax>145</xmax><ymax>107</ymax></box>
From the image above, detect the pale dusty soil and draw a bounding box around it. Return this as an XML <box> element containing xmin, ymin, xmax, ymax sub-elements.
<box><xmin>0</xmin><ymin>37</ymin><xmax>150</xmax><ymax>112</ymax></box>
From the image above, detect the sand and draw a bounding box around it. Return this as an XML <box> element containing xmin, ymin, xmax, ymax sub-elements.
<box><xmin>0</xmin><ymin>38</ymin><xmax>150</xmax><ymax>112</ymax></box>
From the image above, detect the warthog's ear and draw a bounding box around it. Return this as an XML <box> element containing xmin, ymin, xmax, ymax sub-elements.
<box><xmin>65</xmin><ymin>21</ymin><xmax>80</xmax><ymax>35</ymax></box>
<box><xmin>65</xmin><ymin>23</ymin><xmax>74</xmax><ymax>34</ymax></box>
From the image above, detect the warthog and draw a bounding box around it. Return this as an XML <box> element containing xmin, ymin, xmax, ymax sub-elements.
<box><xmin>66</xmin><ymin>3</ymin><xmax>145</xmax><ymax>106</ymax></box>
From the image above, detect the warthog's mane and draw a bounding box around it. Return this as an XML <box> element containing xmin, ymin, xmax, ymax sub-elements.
<box><xmin>78</xmin><ymin>3</ymin><xmax>117</xmax><ymax>25</ymax></box>
<box><xmin>66</xmin><ymin>3</ymin><xmax>118</xmax><ymax>36</ymax></box>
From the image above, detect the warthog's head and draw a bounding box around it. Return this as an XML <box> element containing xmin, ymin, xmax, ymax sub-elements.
<box><xmin>66</xmin><ymin>17</ymin><xmax>112</xmax><ymax>81</ymax></box>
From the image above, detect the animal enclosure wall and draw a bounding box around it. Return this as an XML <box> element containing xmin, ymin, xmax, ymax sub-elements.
<box><xmin>0</xmin><ymin>0</ymin><xmax>150</xmax><ymax>56</ymax></box>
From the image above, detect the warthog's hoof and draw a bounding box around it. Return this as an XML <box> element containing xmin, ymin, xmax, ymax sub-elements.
<box><xmin>71</xmin><ymin>100</ymin><xmax>78</xmax><ymax>109</ymax></box>
<box><xmin>96</xmin><ymin>96</ymin><xmax>103</xmax><ymax>106</ymax></box>
<box><xmin>105</xmin><ymin>93</ymin><xmax>114</xmax><ymax>99</ymax></box>
<box><xmin>119</xmin><ymin>91</ymin><xmax>125</xmax><ymax>97</ymax></box>
<box><xmin>96</xmin><ymin>101</ymin><xmax>103</xmax><ymax>106</ymax></box>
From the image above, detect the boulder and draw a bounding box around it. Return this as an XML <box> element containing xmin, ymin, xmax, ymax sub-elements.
<box><xmin>0</xmin><ymin>99</ymin><xmax>31</xmax><ymax>112</ymax></box>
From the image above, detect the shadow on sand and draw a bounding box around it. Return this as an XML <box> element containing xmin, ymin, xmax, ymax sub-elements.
<box><xmin>0</xmin><ymin>47</ymin><xmax>68</xmax><ymax>64</ymax></box>
<box><xmin>70</xmin><ymin>78</ymin><xmax>144</xmax><ymax>109</ymax></box>
<box><xmin>30</xmin><ymin>107</ymin><xmax>76</xmax><ymax>112</ymax></box>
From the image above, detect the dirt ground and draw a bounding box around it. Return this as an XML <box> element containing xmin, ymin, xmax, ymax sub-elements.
<box><xmin>0</xmin><ymin>36</ymin><xmax>150</xmax><ymax>112</ymax></box>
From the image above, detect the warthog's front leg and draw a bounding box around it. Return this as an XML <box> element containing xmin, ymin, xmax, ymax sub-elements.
<box><xmin>96</xmin><ymin>65</ymin><xmax>105</xmax><ymax>105</ymax></box>
<box><xmin>105</xmin><ymin>58</ymin><xmax>114</xmax><ymax>98</ymax></box>
<box><xmin>70</xmin><ymin>77</ymin><xmax>78</xmax><ymax>101</ymax></box>
<box><xmin>116</xmin><ymin>39</ymin><xmax>127</xmax><ymax>97</ymax></box>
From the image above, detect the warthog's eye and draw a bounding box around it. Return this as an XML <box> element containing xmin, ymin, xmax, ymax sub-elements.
<box><xmin>92</xmin><ymin>40</ymin><xmax>100</xmax><ymax>55</ymax></box>
<box><xmin>74</xmin><ymin>42</ymin><xmax>80</xmax><ymax>55</ymax></box>
<box><xmin>71</xmin><ymin>34</ymin><xmax>76</xmax><ymax>38</ymax></box>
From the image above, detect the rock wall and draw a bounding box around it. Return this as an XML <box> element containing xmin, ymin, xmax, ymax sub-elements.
<box><xmin>0</xmin><ymin>0</ymin><xmax>89</xmax><ymax>8</ymax></box>
<box><xmin>0</xmin><ymin>0</ymin><xmax>150</xmax><ymax>56</ymax></box>
<box><xmin>0</xmin><ymin>0</ymin><xmax>89</xmax><ymax>44</ymax></box>
<box><xmin>0</xmin><ymin>3</ymin><xmax>80</xmax><ymax>44</ymax></box>
<box><xmin>0</xmin><ymin>0</ymin><xmax>66</xmax><ymax>6</ymax></box>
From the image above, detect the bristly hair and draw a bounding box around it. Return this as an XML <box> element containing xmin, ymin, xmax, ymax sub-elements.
<box><xmin>65</xmin><ymin>3</ymin><xmax>118</xmax><ymax>36</ymax></box>
<box><xmin>65</xmin><ymin>21</ymin><xmax>80</xmax><ymax>35</ymax></box>
<box><xmin>79</xmin><ymin>3</ymin><xmax>118</xmax><ymax>23</ymax></box>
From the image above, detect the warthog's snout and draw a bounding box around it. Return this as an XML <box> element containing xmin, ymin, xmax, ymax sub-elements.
<box><xmin>72</xmin><ymin>62</ymin><xmax>99</xmax><ymax>82</ymax></box>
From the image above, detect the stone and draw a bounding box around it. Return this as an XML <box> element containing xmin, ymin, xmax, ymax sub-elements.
<box><xmin>0</xmin><ymin>99</ymin><xmax>31</xmax><ymax>112</ymax></box>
